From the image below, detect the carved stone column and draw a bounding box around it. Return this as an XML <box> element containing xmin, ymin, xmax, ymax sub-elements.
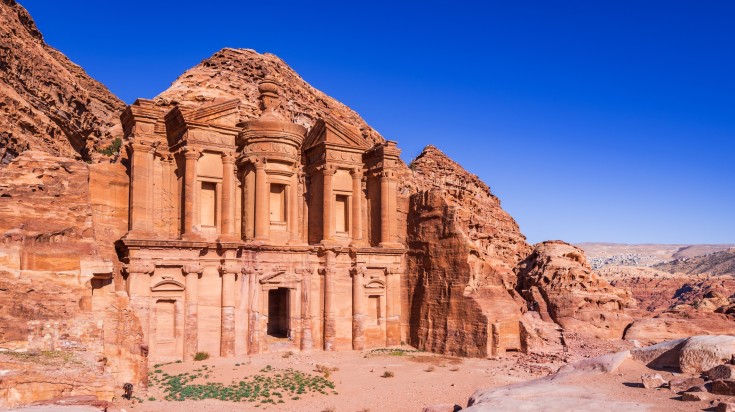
<box><xmin>220</xmin><ymin>263</ymin><xmax>238</xmax><ymax>357</ymax></box>
<box><xmin>385</xmin><ymin>265</ymin><xmax>401</xmax><ymax>346</ymax></box>
<box><xmin>351</xmin><ymin>265</ymin><xmax>365</xmax><ymax>350</ymax></box>
<box><xmin>379</xmin><ymin>171</ymin><xmax>392</xmax><ymax>246</ymax></box>
<box><xmin>254</xmin><ymin>160</ymin><xmax>270</xmax><ymax>241</ymax></box>
<box><xmin>323</xmin><ymin>250</ymin><xmax>336</xmax><ymax>351</ymax></box>
<box><xmin>124</xmin><ymin>263</ymin><xmax>155</xmax><ymax>348</ymax></box>
<box><xmin>182</xmin><ymin>147</ymin><xmax>202</xmax><ymax>240</ymax></box>
<box><xmin>128</xmin><ymin>140</ymin><xmax>156</xmax><ymax>236</ymax></box>
<box><xmin>183</xmin><ymin>264</ymin><xmax>203</xmax><ymax>360</ymax></box>
<box><xmin>288</xmin><ymin>170</ymin><xmax>300</xmax><ymax>243</ymax></box>
<box><xmin>298</xmin><ymin>267</ymin><xmax>313</xmax><ymax>351</ymax></box>
<box><xmin>350</xmin><ymin>169</ymin><xmax>363</xmax><ymax>246</ymax></box>
<box><xmin>220</xmin><ymin>152</ymin><xmax>237</xmax><ymax>241</ymax></box>
<box><xmin>245</xmin><ymin>267</ymin><xmax>263</xmax><ymax>354</ymax></box>
<box><xmin>321</xmin><ymin>166</ymin><xmax>335</xmax><ymax>243</ymax></box>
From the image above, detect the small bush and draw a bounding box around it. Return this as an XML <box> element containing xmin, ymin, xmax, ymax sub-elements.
<box><xmin>282</xmin><ymin>351</ymin><xmax>294</xmax><ymax>358</ymax></box>
<box><xmin>99</xmin><ymin>138</ymin><xmax>122</xmax><ymax>156</ymax></box>
<box><xmin>425</xmin><ymin>365</ymin><xmax>435</xmax><ymax>372</ymax></box>
<box><xmin>381</xmin><ymin>371</ymin><xmax>394</xmax><ymax>378</ymax></box>
<box><xmin>194</xmin><ymin>351</ymin><xmax>210</xmax><ymax>361</ymax></box>
<box><xmin>449</xmin><ymin>366</ymin><xmax>459</xmax><ymax>372</ymax></box>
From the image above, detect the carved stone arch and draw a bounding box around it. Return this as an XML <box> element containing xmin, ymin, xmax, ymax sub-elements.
<box><xmin>364</xmin><ymin>279</ymin><xmax>386</xmax><ymax>290</ymax></box>
<box><xmin>151</xmin><ymin>279</ymin><xmax>186</xmax><ymax>292</ymax></box>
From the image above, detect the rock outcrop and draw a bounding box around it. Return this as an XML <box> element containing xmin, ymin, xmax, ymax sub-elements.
<box><xmin>654</xmin><ymin>248</ymin><xmax>735</xmax><ymax>277</ymax></box>
<box><xmin>516</xmin><ymin>241</ymin><xmax>636</xmax><ymax>339</ymax></box>
<box><xmin>155</xmin><ymin>47</ymin><xmax>384</xmax><ymax>146</ymax></box>
<box><xmin>0</xmin><ymin>0</ymin><xmax>124</xmax><ymax>162</ymax></box>
<box><xmin>404</xmin><ymin>145</ymin><xmax>531</xmax><ymax>357</ymax></box>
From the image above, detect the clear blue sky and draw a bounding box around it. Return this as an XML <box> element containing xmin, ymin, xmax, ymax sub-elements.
<box><xmin>22</xmin><ymin>1</ymin><xmax>735</xmax><ymax>244</ymax></box>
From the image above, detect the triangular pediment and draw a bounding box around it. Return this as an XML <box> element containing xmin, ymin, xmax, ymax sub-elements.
<box><xmin>303</xmin><ymin>117</ymin><xmax>371</xmax><ymax>152</ymax></box>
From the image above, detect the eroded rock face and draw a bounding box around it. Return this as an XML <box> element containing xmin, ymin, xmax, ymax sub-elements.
<box><xmin>0</xmin><ymin>1</ymin><xmax>124</xmax><ymax>162</ymax></box>
<box><xmin>155</xmin><ymin>47</ymin><xmax>384</xmax><ymax>146</ymax></box>
<box><xmin>404</xmin><ymin>146</ymin><xmax>531</xmax><ymax>357</ymax></box>
<box><xmin>0</xmin><ymin>151</ymin><xmax>141</xmax><ymax>400</ymax></box>
<box><xmin>516</xmin><ymin>241</ymin><xmax>636</xmax><ymax>339</ymax></box>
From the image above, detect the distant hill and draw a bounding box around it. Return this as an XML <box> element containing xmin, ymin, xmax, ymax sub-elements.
<box><xmin>654</xmin><ymin>248</ymin><xmax>735</xmax><ymax>276</ymax></box>
<box><xmin>576</xmin><ymin>243</ymin><xmax>735</xmax><ymax>270</ymax></box>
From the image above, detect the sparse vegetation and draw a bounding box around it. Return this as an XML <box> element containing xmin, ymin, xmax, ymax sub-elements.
<box><xmin>282</xmin><ymin>351</ymin><xmax>294</xmax><ymax>358</ymax></box>
<box><xmin>193</xmin><ymin>351</ymin><xmax>210</xmax><ymax>361</ymax></box>
<box><xmin>449</xmin><ymin>366</ymin><xmax>460</xmax><ymax>372</ymax></box>
<box><xmin>99</xmin><ymin>137</ymin><xmax>122</xmax><ymax>156</ymax></box>
<box><xmin>381</xmin><ymin>370</ymin><xmax>394</xmax><ymax>378</ymax></box>
<box><xmin>315</xmin><ymin>364</ymin><xmax>339</xmax><ymax>378</ymax></box>
<box><xmin>425</xmin><ymin>365</ymin><xmax>435</xmax><ymax>372</ymax></box>
<box><xmin>148</xmin><ymin>364</ymin><xmax>336</xmax><ymax>403</ymax></box>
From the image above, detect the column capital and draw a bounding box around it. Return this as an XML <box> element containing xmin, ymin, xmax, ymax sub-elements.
<box><xmin>182</xmin><ymin>146</ymin><xmax>202</xmax><ymax>159</ymax></box>
<box><xmin>319</xmin><ymin>164</ymin><xmax>337</xmax><ymax>176</ymax></box>
<box><xmin>182</xmin><ymin>264</ymin><xmax>204</xmax><ymax>275</ymax></box>
<box><xmin>380</xmin><ymin>170</ymin><xmax>396</xmax><ymax>180</ymax></box>
<box><xmin>128</xmin><ymin>138</ymin><xmax>158</xmax><ymax>154</ymax></box>
<box><xmin>221</xmin><ymin>151</ymin><xmax>236</xmax><ymax>164</ymax></box>
<box><xmin>253</xmin><ymin>157</ymin><xmax>267</xmax><ymax>169</ymax></box>
<box><xmin>220</xmin><ymin>262</ymin><xmax>241</xmax><ymax>275</ymax></box>
<box><xmin>350</xmin><ymin>168</ymin><xmax>363</xmax><ymax>178</ymax></box>
<box><xmin>124</xmin><ymin>263</ymin><xmax>155</xmax><ymax>275</ymax></box>
<box><xmin>350</xmin><ymin>264</ymin><xmax>367</xmax><ymax>277</ymax></box>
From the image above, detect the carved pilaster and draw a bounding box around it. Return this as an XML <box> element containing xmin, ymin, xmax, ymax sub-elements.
<box><xmin>351</xmin><ymin>264</ymin><xmax>366</xmax><ymax>350</ymax></box>
<box><xmin>219</xmin><ymin>262</ymin><xmax>239</xmax><ymax>357</ymax></box>
<box><xmin>220</xmin><ymin>152</ymin><xmax>238</xmax><ymax>241</ymax></box>
<box><xmin>182</xmin><ymin>147</ymin><xmax>203</xmax><ymax>240</ymax></box>
<box><xmin>182</xmin><ymin>264</ymin><xmax>203</xmax><ymax>360</ymax></box>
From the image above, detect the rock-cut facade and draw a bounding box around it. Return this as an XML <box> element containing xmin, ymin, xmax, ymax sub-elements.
<box><xmin>118</xmin><ymin>77</ymin><xmax>405</xmax><ymax>362</ymax></box>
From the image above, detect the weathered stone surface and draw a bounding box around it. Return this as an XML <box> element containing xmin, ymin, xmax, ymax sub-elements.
<box><xmin>707</xmin><ymin>364</ymin><xmax>735</xmax><ymax>381</ymax></box>
<box><xmin>630</xmin><ymin>338</ymin><xmax>687</xmax><ymax>369</ymax></box>
<box><xmin>710</xmin><ymin>379</ymin><xmax>735</xmax><ymax>396</ymax></box>
<box><xmin>668</xmin><ymin>377</ymin><xmax>705</xmax><ymax>393</ymax></box>
<box><xmin>516</xmin><ymin>241</ymin><xmax>636</xmax><ymax>339</ymax></box>
<box><xmin>679</xmin><ymin>335</ymin><xmax>735</xmax><ymax>374</ymax></box>
<box><xmin>0</xmin><ymin>1</ymin><xmax>124</xmax><ymax>162</ymax></box>
<box><xmin>641</xmin><ymin>373</ymin><xmax>667</xmax><ymax>389</ymax></box>
<box><xmin>680</xmin><ymin>391</ymin><xmax>711</xmax><ymax>401</ymax></box>
<box><xmin>405</xmin><ymin>146</ymin><xmax>531</xmax><ymax>357</ymax></box>
<box><xmin>0</xmin><ymin>151</ymin><xmax>142</xmax><ymax>403</ymax></box>
<box><xmin>716</xmin><ymin>401</ymin><xmax>735</xmax><ymax>412</ymax></box>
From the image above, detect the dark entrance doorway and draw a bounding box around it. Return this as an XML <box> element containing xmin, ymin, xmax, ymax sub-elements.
<box><xmin>267</xmin><ymin>288</ymin><xmax>289</xmax><ymax>338</ymax></box>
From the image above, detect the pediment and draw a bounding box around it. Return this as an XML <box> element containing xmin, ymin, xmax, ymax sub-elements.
<box><xmin>303</xmin><ymin>117</ymin><xmax>371</xmax><ymax>152</ymax></box>
<box><xmin>365</xmin><ymin>279</ymin><xmax>386</xmax><ymax>289</ymax></box>
<box><xmin>151</xmin><ymin>279</ymin><xmax>185</xmax><ymax>292</ymax></box>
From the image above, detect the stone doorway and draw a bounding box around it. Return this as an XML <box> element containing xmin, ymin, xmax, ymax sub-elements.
<box><xmin>267</xmin><ymin>288</ymin><xmax>290</xmax><ymax>338</ymax></box>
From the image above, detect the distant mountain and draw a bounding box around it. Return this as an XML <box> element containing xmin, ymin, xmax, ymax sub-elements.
<box><xmin>0</xmin><ymin>0</ymin><xmax>124</xmax><ymax>162</ymax></box>
<box><xmin>576</xmin><ymin>242</ymin><xmax>735</xmax><ymax>269</ymax></box>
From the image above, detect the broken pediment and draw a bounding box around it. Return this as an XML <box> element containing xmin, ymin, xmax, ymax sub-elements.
<box><xmin>259</xmin><ymin>270</ymin><xmax>303</xmax><ymax>285</ymax></box>
<box><xmin>303</xmin><ymin>117</ymin><xmax>371</xmax><ymax>152</ymax></box>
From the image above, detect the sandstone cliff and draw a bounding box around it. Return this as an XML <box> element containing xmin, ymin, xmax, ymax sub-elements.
<box><xmin>0</xmin><ymin>0</ymin><xmax>124</xmax><ymax>162</ymax></box>
<box><xmin>405</xmin><ymin>145</ymin><xmax>532</xmax><ymax>357</ymax></box>
<box><xmin>0</xmin><ymin>151</ymin><xmax>142</xmax><ymax>405</ymax></box>
<box><xmin>516</xmin><ymin>240</ymin><xmax>636</xmax><ymax>339</ymax></box>
<box><xmin>155</xmin><ymin>47</ymin><xmax>384</xmax><ymax>146</ymax></box>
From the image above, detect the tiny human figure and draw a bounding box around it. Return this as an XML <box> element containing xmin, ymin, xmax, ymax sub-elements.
<box><xmin>123</xmin><ymin>383</ymin><xmax>133</xmax><ymax>400</ymax></box>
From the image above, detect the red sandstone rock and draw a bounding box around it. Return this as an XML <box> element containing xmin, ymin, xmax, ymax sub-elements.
<box><xmin>0</xmin><ymin>1</ymin><xmax>124</xmax><ymax>161</ymax></box>
<box><xmin>516</xmin><ymin>241</ymin><xmax>636</xmax><ymax>339</ymax></box>
<box><xmin>405</xmin><ymin>146</ymin><xmax>531</xmax><ymax>357</ymax></box>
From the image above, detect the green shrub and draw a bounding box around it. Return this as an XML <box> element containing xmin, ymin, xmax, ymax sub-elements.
<box><xmin>194</xmin><ymin>351</ymin><xmax>210</xmax><ymax>361</ymax></box>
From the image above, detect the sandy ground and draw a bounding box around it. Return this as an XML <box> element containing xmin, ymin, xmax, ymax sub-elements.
<box><xmin>112</xmin><ymin>348</ymin><xmax>558</xmax><ymax>412</ymax></box>
<box><xmin>102</xmin><ymin>346</ymin><xmax>727</xmax><ymax>412</ymax></box>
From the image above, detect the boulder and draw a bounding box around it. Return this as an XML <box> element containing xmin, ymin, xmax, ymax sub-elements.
<box><xmin>710</xmin><ymin>380</ymin><xmax>735</xmax><ymax>396</ymax></box>
<box><xmin>707</xmin><ymin>364</ymin><xmax>735</xmax><ymax>381</ymax></box>
<box><xmin>641</xmin><ymin>373</ymin><xmax>667</xmax><ymax>389</ymax></box>
<box><xmin>679</xmin><ymin>335</ymin><xmax>735</xmax><ymax>374</ymax></box>
<box><xmin>680</xmin><ymin>391</ymin><xmax>711</xmax><ymax>402</ymax></box>
<box><xmin>716</xmin><ymin>402</ymin><xmax>735</xmax><ymax>412</ymax></box>
<box><xmin>630</xmin><ymin>338</ymin><xmax>687</xmax><ymax>369</ymax></box>
<box><xmin>668</xmin><ymin>377</ymin><xmax>705</xmax><ymax>393</ymax></box>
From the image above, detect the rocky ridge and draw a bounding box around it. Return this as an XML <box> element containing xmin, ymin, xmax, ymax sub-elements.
<box><xmin>0</xmin><ymin>0</ymin><xmax>124</xmax><ymax>162</ymax></box>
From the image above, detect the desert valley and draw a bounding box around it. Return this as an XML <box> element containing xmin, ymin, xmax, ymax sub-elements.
<box><xmin>1</xmin><ymin>1</ymin><xmax>734</xmax><ymax>411</ymax></box>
